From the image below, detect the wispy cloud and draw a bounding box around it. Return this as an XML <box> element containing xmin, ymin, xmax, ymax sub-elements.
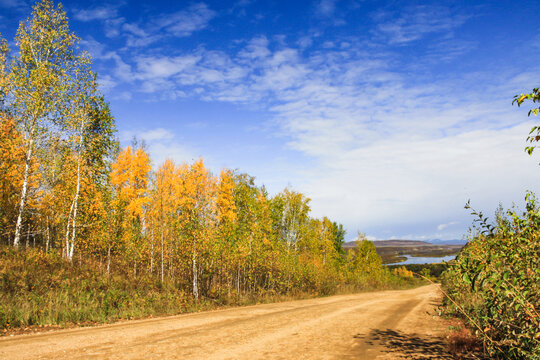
<box><xmin>76</xmin><ymin>2</ymin><xmax>215</xmax><ymax>49</ymax></box>
<box><xmin>120</xmin><ymin>128</ymin><xmax>195</xmax><ymax>166</ymax></box>
<box><xmin>315</xmin><ymin>0</ymin><xmax>337</xmax><ymax>17</ymax></box>
<box><xmin>121</xmin><ymin>128</ymin><xmax>174</xmax><ymax>142</ymax></box>
<box><xmin>73</xmin><ymin>5</ymin><xmax>119</xmax><ymax>22</ymax></box>
<box><xmin>0</xmin><ymin>0</ymin><xmax>26</xmax><ymax>9</ymax></box>
<box><xmin>104</xmin><ymin>31</ymin><xmax>540</xmax><ymax>238</ymax></box>
<box><xmin>81</xmin><ymin>2</ymin><xmax>540</xmax><ymax>240</ymax></box>
<box><xmin>437</xmin><ymin>221</ymin><xmax>458</xmax><ymax>231</ymax></box>
<box><xmin>159</xmin><ymin>3</ymin><xmax>216</xmax><ymax>37</ymax></box>
<box><xmin>425</xmin><ymin>38</ymin><xmax>477</xmax><ymax>62</ymax></box>
<box><xmin>373</xmin><ymin>5</ymin><xmax>470</xmax><ymax>44</ymax></box>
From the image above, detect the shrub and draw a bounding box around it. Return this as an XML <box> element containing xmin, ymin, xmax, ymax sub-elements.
<box><xmin>442</xmin><ymin>193</ymin><xmax>540</xmax><ymax>359</ymax></box>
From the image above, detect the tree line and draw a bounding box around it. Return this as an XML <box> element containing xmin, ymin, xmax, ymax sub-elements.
<box><xmin>0</xmin><ymin>0</ymin><xmax>396</xmax><ymax>302</ymax></box>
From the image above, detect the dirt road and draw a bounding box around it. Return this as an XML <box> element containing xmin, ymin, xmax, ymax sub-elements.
<box><xmin>0</xmin><ymin>284</ymin><xmax>453</xmax><ymax>359</ymax></box>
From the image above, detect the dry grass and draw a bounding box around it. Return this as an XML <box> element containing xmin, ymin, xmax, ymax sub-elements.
<box><xmin>445</xmin><ymin>319</ymin><xmax>486</xmax><ymax>359</ymax></box>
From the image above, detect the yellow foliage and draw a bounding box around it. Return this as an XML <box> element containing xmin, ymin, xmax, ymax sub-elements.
<box><xmin>111</xmin><ymin>146</ymin><xmax>151</xmax><ymax>220</ymax></box>
<box><xmin>217</xmin><ymin>169</ymin><xmax>237</xmax><ymax>224</ymax></box>
<box><xmin>393</xmin><ymin>266</ymin><xmax>414</xmax><ymax>278</ymax></box>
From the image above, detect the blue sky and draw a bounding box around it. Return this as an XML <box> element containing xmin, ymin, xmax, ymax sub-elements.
<box><xmin>1</xmin><ymin>0</ymin><xmax>540</xmax><ymax>241</ymax></box>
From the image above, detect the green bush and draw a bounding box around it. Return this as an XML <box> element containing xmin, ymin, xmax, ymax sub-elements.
<box><xmin>442</xmin><ymin>193</ymin><xmax>540</xmax><ymax>359</ymax></box>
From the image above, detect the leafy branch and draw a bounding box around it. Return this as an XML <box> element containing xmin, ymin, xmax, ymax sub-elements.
<box><xmin>513</xmin><ymin>88</ymin><xmax>540</xmax><ymax>155</ymax></box>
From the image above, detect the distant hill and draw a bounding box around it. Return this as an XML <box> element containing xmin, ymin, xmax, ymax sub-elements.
<box><xmin>344</xmin><ymin>239</ymin><xmax>464</xmax><ymax>264</ymax></box>
<box><xmin>343</xmin><ymin>239</ymin><xmax>466</xmax><ymax>248</ymax></box>
<box><xmin>425</xmin><ymin>239</ymin><xmax>467</xmax><ymax>245</ymax></box>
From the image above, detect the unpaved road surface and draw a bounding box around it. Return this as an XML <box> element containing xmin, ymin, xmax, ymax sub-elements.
<box><xmin>0</xmin><ymin>284</ymin><xmax>453</xmax><ymax>359</ymax></box>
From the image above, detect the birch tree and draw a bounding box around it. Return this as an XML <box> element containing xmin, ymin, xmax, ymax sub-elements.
<box><xmin>111</xmin><ymin>145</ymin><xmax>151</xmax><ymax>275</ymax></box>
<box><xmin>151</xmin><ymin>159</ymin><xmax>180</xmax><ymax>282</ymax></box>
<box><xmin>0</xmin><ymin>115</ymin><xmax>25</xmax><ymax>244</ymax></box>
<box><xmin>62</xmin><ymin>70</ymin><xmax>115</xmax><ymax>261</ymax></box>
<box><xmin>8</xmin><ymin>0</ymin><xmax>79</xmax><ymax>247</ymax></box>
<box><xmin>273</xmin><ymin>189</ymin><xmax>311</xmax><ymax>251</ymax></box>
<box><xmin>178</xmin><ymin>159</ymin><xmax>216</xmax><ymax>299</ymax></box>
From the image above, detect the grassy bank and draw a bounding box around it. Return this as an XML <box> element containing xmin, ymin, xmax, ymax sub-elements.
<box><xmin>0</xmin><ymin>247</ymin><xmax>422</xmax><ymax>334</ymax></box>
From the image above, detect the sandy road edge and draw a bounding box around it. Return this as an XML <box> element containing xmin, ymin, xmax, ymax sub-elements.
<box><xmin>0</xmin><ymin>284</ymin><xmax>432</xmax><ymax>342</ymax></box>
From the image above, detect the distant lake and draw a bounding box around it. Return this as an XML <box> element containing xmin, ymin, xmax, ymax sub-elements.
<box><xmin>386</xmin><ymin>254</ymin><xmax>456</xmax><ymax>266</ymax></box>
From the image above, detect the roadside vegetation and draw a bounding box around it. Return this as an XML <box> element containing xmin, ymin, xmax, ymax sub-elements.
<box><xmin>0</xmin><ymin>0</ymin><xmax>421</xmax><ymax>333</ymax></box>
<box><xmin>442</xmin><ymin>89</ymin><xmax>540</xmax><ymax>359</ymax></box>
<box><xmin>387</xmin><ymin>263</ymin><xmax>449</xmax><ymax>279</ymax></box>
<box><xmin>0</xmin><ymin>243</ymin><xmax>419</xmax><ymax>333</ymax></box>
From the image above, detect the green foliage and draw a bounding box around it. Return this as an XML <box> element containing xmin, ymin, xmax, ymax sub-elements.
<box><xmin>349</xmin><ymin>233</ymin><xmax>382</xmax><ymax>273</ymax></box>
<box><xmin>387</xmin><ymin>263</ymin><xmax>448</xmax><ymax>279</ymax></box>
<box><xmin>513</xmin><ymin>87</ymin><xmax>540</xmax><ymax>155</ymax></box>
<box><xmin>442</xmin><ymin>193</ymin><xmax>540</xmax><ymax>359</ymax></box>
<box><xmin>331</xmin><ymin>222</ymin><xmax>346</xmax><ymax>257</ymax></box>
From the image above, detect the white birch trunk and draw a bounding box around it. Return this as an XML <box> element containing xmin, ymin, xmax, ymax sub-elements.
<box><xmin>67</xmin><ymin>157</ymin><xmax>81</xmax><ymax>261</ymax></box>
<box><xmin>66</xmin><ymin>117</ymin><xmax>85</xmax><ymax>262</ymax></box>
<box><xmin>13</xmin><ymin>137</ymin><xmax>34</xmax><ymax>247</ymax></box>
<box><xmin>192</xmin><ymin>238</ymin><xmax>199</xmax><ymax>300</ymax></box>
<box><xmin>45</xmin><ymin>216</ymin><xmax>50</xmax><ymax>252</ymax></box>
<box><xmin>107</xmin><ymin>245</ymin><xmax>111</xmax><ymax>275</ymax></box>
<box><xmin>161</xmin><ymin>226</ymin><xmax>164</xmax><ymax>283</ymax></box>
<box><xmin>150</xmin><ymin>230</ymin><xmax>154</xmax><ymax>274</ymax></box>
<box><xmin>64</xmin><ymin>196</ymin><xmax>75</xmax><ymax>258</ymax></box>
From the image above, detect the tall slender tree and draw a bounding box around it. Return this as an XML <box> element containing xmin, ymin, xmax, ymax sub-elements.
<box><xmin>177</xmin><ymin>159</ymin><xmax>216</xmax><ymax>299</ymax></box>
<box><xmin>111</xmin><ymin>145</ymin><xmax>151</xmax><ymax>274</ymax></box>
<box><xmin>7</xmin><ymin>0</ymin><xmax>86</xmax><ymax>247</ymax></box>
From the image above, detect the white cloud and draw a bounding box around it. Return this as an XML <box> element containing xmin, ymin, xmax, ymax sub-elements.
<box><xmin>373</xmin><ymin>5</ymin><xmax>470</xmax><ymax>44</ymax></box>
<box><xmin>73</xmin><ymin>5</ymin><xmax>119</xmax><ymax>22</ymax></box>
<box><xmin>148</xmin><ymin>142</ymin><xmax>196</xmax><ymax>168</ymax></box>
<box><xmin>315</xmin><ymin>0</ymin><xmax>336</xmax><ymax>17</ymax></box>
<box><xmin>159</xmin><ymin>3</ymin><xmax>216</xmax><ymax>37</ymax></box>
<box><xmin>135</xmin><ymin>55</ymin><xmax>201</xmax><ymax>80</ymax></box>
<box><xmin>142</xmin><ymin>128</ymin><xmax>175</xmax><ymax>142</ymax></box>
<box><xmin>121</xmin><ymin>128</ymin><xmax>173</xmax><ymax>142</ymax></box>
<box><xmin>95</xmin><ymin>3</ymin><xmax>216</xmax><ymax>48</ymax></box>
<box><xmin>120</xmin><ymin>128</ymin><xmax>195</xmax><ymax>167</ymax></box>
<box><xmin>239</xmin><ymin>36</ymin><xmax>271</xmax><ymax>59</ymax></box>
<box><xmin>437</xmin><ymin>222</ymin><xmax>458</xmax><ymax>231</ymax></box>
<box><xmin>96</xmin><ymin>74</ymin><xmax>116</xmax><ymax>93</ymax></box>
<box><xmin>0</xmin><ymin>0</ymin><xmax>25</xmax><ymax>9</ymax></box>
<box><xmin>90</xmin><ymin>13</ymin><xmax>540</xmax><ymax>240</ymax></box>
<box><xmin>104</xmin><ymin>18</ymin><xmax>125</xmax><ymax>38</ymax></box>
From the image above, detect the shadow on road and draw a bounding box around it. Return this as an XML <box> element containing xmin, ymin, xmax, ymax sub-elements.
<box><xmin>373</xmin><ymin>329</ymin><xmax>451</xmax><ymax>359</ymax></box>
<box><xmin>352</xmin><ymin>329</ymin><xmax>454</xmax><ymax>359</ymax></box>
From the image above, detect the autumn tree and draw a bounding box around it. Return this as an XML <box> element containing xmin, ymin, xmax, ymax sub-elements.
<box><xmin>61</xmin><ymin>69</ymin><xmax>116</xmax><ymax>260</ymax></box>
<box><xmin>215</xmin><ymin>169</ymin><xmax>237</xmax><ymax>291</ymax></box>
<box><xmin>349</xmin><ymin>232</ymin><xmax>382</xmax><ymax>274</ymax></box>
<box><xmin>0</xmin><ymin>115</ymin><xmax>25</xmax><ymax>244</ymax></box>
<box><xmin>330</xmin><ymin>221</ymin><xmax>346</xmax><ymax>258</ymax></box>
<box><xmin>150</xmin><ymin>159</ymin><xmax>181</xmax><ymax>282</ymax></box>
<box><xmin>111</xmin><ymin>145</ymin><xmax>151</xmax><ymax>275</ymax></box>
<box><xmin>272</xmin><ymin>188</ymin><xmax>311</xmax><ymax>251</ymax></box>
<box><xmin>177</xmin><ymin>159</ymin><xmax>216</xmax><ymax>299</ymax></box>
<box><xmin>6</xmin><ymin>0</ymin><xmax>95</xmax><ymax>247</ymax></box>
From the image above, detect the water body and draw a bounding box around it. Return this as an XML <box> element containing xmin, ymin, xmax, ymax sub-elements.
<box><xmin>386</xmin><ymin>254</ymin><xmax>456</xmax><ymax>266</ymax></box>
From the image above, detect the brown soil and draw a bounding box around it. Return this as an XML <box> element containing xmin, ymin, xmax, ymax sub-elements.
<box><xmin>0</xmin><ymin>284</ymin><xmax>460</xmax><ymax>359</ymax></box>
